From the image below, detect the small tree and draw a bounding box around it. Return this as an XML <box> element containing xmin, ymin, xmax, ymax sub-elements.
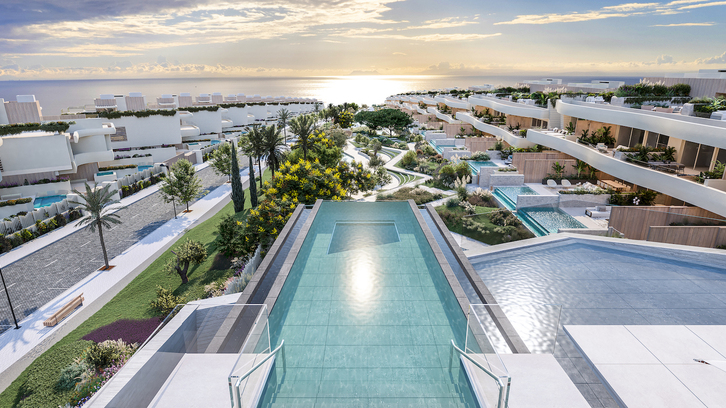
<box><xmin>71</xmin><ymin>183</ymin><xmax>122</xmax><ymax>270</ymax></box>
<box><xmin>243</xmin><ymin>126</ymin><xmax>266</xmax><ymax>189</ymax></box>
<box><xmin>163</xmin><ymin>239</ymin><xmax>207</xmax><ymax>284</ymax></box>
<box><xmin>248</xmin><ymin>156</ymin><xmax>258</xmax><ymax>208</ymax></box>
<box><xmin>209</xmin><ymin>142</ymin><xmax>233</xmax><ymax>181</ymax></box>
<box><xmin>289</xmin><ymin>115</ymin><xmax>316</xmax><ymax>160</ymax></box>
<box><xmin>160</xmin><ymin>159</ymin><xmax>202</xmax><ymax>212</ymax></box>
<box><xmin>230</xmin><ymin>141</ymin><xmax>246</xmax><ymax>213</ymax></box>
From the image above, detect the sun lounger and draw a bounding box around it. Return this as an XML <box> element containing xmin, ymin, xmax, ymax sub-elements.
<box><xmin>585</xmin><ymin>206</ymin><xmax>611</xmax><ymax>219</ymax></box>
<box><xmin>561</xmin><ymin>179</ymin><xmax>572</xmax><ymax>188</ymax></box>
<box><xmin>547</xmin><ymin>179</ymin><xmax>558</xmax><ymax>188</ymax></box>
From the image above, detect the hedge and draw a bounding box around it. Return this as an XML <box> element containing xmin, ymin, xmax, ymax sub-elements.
<box><xmin>0</xmin><ymin>198</ymin><xmax>32</xmax><ymax>207</ymax></box>
<box><xmin>0</xmin><ymin>122</ymin><xmax>74</xmax><ymax>137</ymax></box>
<box><xmin>97</xmin><ymin>110</ymin><xmax>177</xmax><ymax>119</ymax></box>
<box><xmin>98</xmin><ymin>164</ymin><xmax>137</xmax><ymax>171</ymax></box>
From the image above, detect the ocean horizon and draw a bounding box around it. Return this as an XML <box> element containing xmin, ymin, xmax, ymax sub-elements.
<box><xmin>0</xmin><ymin>75</ymin><xmax>642</xmax><ymax>116</ymax></box>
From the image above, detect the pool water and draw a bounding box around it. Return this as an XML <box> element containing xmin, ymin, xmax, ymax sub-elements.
<box><xmin>428</xmin><ymin>140</ymin><xmax>444</xmax><ymax>154</ymax></box>
<box><xmin>97</xmin><ymin>171</ymin><xmax>114</xmax><ymax>176</ymax></box>
<box><xmin>258</xmin><ymin>201</ymin><xmax>479</xmax><ymax>408</ymax></box>
<box><xmin>519</xmin><ymin>207</ymin><xmax>585</xmax><ymax>236</ymax></box>
<box><xmin>34</xmin><ymin>195</ymin><xmax>66</xmax><ymax>209</ymax></box>
<box><xmin>138</xmin><ymin>165</ymin><xmax>153</xmax><ymax>172</ymax></box>
<box><xmin>492</xmin><ymin>186</ymin><xmax>538</xmax><ymax>210</ymax></box>
<box><xmin>466</xmin><ymin>161</ymin><xmax>497</xmax><ymax>175</ymax></box>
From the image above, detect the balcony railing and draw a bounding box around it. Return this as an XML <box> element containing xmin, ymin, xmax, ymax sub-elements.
<box><xmin>527</xmin><ymin>129</ymin><xmax>726</xmax><ymax>218</ymax></box>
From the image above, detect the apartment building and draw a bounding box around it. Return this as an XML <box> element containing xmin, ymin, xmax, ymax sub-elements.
<box><xmin>388</xmin><ymin>73</ymin><xmax>726</xmax><ymax>227</ymax></box>
<box><xmin>0</xmin><ymin>95</ymin><xmax>43</xmax><ymax>124</ymax></box>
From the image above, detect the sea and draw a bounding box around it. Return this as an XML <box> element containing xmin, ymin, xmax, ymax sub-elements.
<box><xmin>0</xmin><ymin>75</ymin><xmax>642</xmax><ymax>116</ymax></box>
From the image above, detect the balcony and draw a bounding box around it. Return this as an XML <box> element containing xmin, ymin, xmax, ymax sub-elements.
<box><xmin>427</xmin><ymin>107</ymin><xmax>460</xmax><ymax>124</ymax></box>
<box><xmin>221</xmin><ymin>119</ymin><xmax>234</xmax><ymax>129</ymax></box>
<box><xmin>526</xmin><ymin>129</ymin><xmax>726</xmax><ymax>218</ymax></box>
<box><xmin>181</xmin><ymin>125</ymin><xmax>201</xmax><ymax>138</ymax></box>
<box><xmin>556</xmin><ymin>100</ymin><xmax>726</xmax><ymax>150</ymax></box>
<box><xmin>442</xmin><ymin>97</ymin><xmax>469</xmax><ymax>110</ymax></box>
<box><xmin>456</xmin><ymin>112</ymin><xmax>535</xmax><ymax>149</ymax></box>
<box><xmin>468</xmin><ymin>96</ymin><xmax>549</xmax><ymax>120</ymax></box>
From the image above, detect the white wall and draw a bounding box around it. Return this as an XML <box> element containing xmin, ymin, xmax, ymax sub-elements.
<box><xmin>224</xmin><ymin>106</ymin><xmax>250</xmax><ymax>127</ymax></box>
<box><xmin>0</xmin><ymin>133</ymin><xmax>74</xmax><ymax>176</ymax></box>
<box><xmin>108</xmin><ymin>114</ymin><xmax>182</xmax><ymax>149</ymax></box>
<box><xmin>187</xmin><ymin>110</ymin><xmax>222</xmax><ymax>135</ymax></box>
<box><xmin>248</xmin><ymin>105</ymin><xmax>268</xmax><ymax>121</ymax></box>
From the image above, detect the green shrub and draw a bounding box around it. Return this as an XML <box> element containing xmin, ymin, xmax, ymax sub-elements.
<box><xmin>20</xmin><ymin>229</ymin><xmax>34</xmax><ymax>242</ymax></box>
<box><xmin>454</xmin><ymin>161</ymin><xmax>472</xmax><ymax>178</ymax></box>
<box><xmin>83</xmin><ymin>340</ymin><xmax>137</xmax><ymax>369</ymax></box>
<box><xmin>400</xmin><ymin>150</ymin><xmax>418</xmax><ymax>168</ymax></box>
<box><xmin>445</xmin><ymin>197</ymin><xmax>460</xmax><ymax>208</ymax></box>
<box><xmin>438</xmin><ymin>165</ymin><xmax>457</xmax><ymax>186</ymax></box>
<box><xmin>150</xmin><ymin>286</ymin><xmax>186</xmax><ymax>317</ymax></box>
<box><xmin>56</xmin><ymin>360</ymin><xmax>90</xmax><ymax>391</ymax></box>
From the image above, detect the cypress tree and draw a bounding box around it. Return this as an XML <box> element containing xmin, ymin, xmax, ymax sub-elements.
<box><xmin>230</xmin><ymin>141</ymin><xmax>245</xmax><ymax>213</ymax></box>
<box><xmin>248</xmin><ymin>155</ymin><xmax>258</xmax><ymax>208</ymax></box>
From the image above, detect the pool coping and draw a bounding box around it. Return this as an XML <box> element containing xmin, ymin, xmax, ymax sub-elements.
<box><xmin>236</xmin><ymin>203</ymin><xmax>307</xmax><ymax>306</ymax></box>
<box><xmin>423</xmin><ymin>203</ymin><xmax>531</xmax><ymax>354</ymax></box>
<box><xmin>257</xmin><ymin>199</ymin><xmax>323</xmax><ymax>312</ymax></box>
<box><xmin>204</xmin><ymin>203</ymin><xmax>307</xmax><ymax>353</ymax></box>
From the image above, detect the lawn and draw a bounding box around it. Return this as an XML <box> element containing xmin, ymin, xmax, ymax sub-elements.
<box><xmin>435</xmin><ymin>204</ymin><xmax>534</xmax><ymax>245</ymax></box>
<box><xmin>0</xmin><ymin>170</ymin><xmax>271</xmax><ymax>408</ymax></box>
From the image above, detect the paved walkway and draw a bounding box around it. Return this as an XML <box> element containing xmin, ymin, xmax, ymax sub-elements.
<box><xmin>0</xmin><ymin>165</ymin><xmax>227</xmax><ymax>333</ymax></box>
<box><xmin>0</xmin><ymin>166</ymin><xmax>255</xmax><ymax>391</ymax></box>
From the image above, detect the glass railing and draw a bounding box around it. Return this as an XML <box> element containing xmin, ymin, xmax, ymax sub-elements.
<box><xmin>451</xmin><ymin>304</ymin><xmax>512</xmax><ymax>408</ymax></box>
<box><xmin>227</xmin><ymin>304</ymin><xmax>284</xmax><ymax>408</ymax></box>
<box><xmin>453</xmin><ymin>303</ymin><xmax>563</xmax><ymax>408</ymax></box>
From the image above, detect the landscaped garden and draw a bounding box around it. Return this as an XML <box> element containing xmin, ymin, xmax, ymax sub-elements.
<box><xmin>377</xmin><ymin>186</ymin><xmax>444</xmax><ymax>205</ymax></box>
<box><xmin>0</xmin><ymin>169</ymin><xmax>271</xmax><ymax>408</ymax></box>
<box><xmin>435</xmin><ymin>188</ymin><xmax>534</xmax><ymax>244</ymax></box>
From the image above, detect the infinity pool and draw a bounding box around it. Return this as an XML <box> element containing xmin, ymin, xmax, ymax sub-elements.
<box><xmin>33</xmin><ymin>195</ymin><xmax>66</xmax><ymax>209</ymax></box>
<box><xmin>466</xmin><ymin>161</ymin><xmax>497</xmax><ymax>175</ymax></box>
<box><xmin>258</xmin><ymin>201</ymin><xmax>480</xmax><ymax>408</ymax></box>
<box><xmin>519</xmin><ymin>207</ymin><xmax>586</xmax><ymax>236</ymax></box>
<box><xmin>492</xmin><ymin>186</ymin><xmax>538</xmax><ymax>210</ymax></box>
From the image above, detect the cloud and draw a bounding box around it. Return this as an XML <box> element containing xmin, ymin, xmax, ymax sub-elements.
<box><xmin>651</xmin><ymin>21</ymin><xmax>716</xmax><ymax>25</ymax></box>
<box><xmin>495</xmin><ymin>1</ymin><xmax>726</xmax><ymax>25</ymax></box>
<box><xmin>405</xmin><ymin>17</ymin><xmax>478</xmax><ymax>30</ymax></box>
<box><xmin>346</xmin><ymin>32</ymin><xmax>501</xmax><ymax>41</ymax></box>
<box><xmin>655</xmin><ymin>54</ymin><xmax>674</xmax><ymax>64</ymax></box>
<box><xmin>678</xmin><ymin>0</ymin><xmax>726</xmax><ymax>8</ymax></box>
<box><xmin>696</xmin><ymin>50</ymin><xmax>726</xmax><ymax>64</ymax></box>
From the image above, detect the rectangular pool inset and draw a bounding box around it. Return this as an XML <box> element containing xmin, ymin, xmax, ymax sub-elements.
<box><xmin>328</xmin><ymin>221</ymin><xmax>400</xmax><ymax>254</ymax></box>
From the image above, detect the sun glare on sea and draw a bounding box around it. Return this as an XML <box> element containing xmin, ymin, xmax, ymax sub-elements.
<box><xmin>310</xmin><ymin>75</ymin><xmax>440</xmax><ymax>106</ymax></box>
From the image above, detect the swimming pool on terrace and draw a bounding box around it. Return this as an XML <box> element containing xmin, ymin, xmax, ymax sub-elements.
<box><xmin>257</xmin><ymin>201</ymin><xmax>485</xmax><ymax>408</ymax></box>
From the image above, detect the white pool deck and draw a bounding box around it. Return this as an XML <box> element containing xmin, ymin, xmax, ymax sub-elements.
<box><xmin>566</xmin><ymin>325</ymin><xmax>726</xmax><ymax>407</ymax></box>
<box><xmin>463</xmin><ymin>353</ymin><xmax>590</xmax><ymax>408</ymax></box>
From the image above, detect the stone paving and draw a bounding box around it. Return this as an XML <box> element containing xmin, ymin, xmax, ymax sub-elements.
<box><xmin>0</xmin><ymin>167</ymin><xmax>227</xmax><ymax>332</ymax></box>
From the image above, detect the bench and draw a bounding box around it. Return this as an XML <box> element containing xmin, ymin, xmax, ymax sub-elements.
<box><xmin>43</xmin><ymin>293</ymin><xmax>84</xmax><ymax>327</ymax></box>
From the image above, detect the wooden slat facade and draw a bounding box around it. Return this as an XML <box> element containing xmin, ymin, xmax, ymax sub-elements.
<box><xmin>646</xmin><ymin>226</ymin><xmax>726</xmax><ymax>248</ymax></box>
<box><xmin>609</xmin><ymin>205</ymin><xmax>726</xmax><ymax>241</ymax></box>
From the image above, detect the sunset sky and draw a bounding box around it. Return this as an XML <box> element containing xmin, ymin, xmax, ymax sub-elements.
<box><xmin>1</xmin><ymin>0</ymin><xmax>725</xmax><ymax>79</ymax></box>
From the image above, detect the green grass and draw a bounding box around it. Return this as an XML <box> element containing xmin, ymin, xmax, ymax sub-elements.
<box><xmin>0</xmin><ymin>170</ymin><xmax>271</xmax><ymax>408</ymax></box>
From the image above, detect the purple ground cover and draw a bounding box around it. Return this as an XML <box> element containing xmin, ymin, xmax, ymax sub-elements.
<box><xmin>82</xmin><ymin>318</ymin><xmax>161</xmax><ymax>345</ymax></box>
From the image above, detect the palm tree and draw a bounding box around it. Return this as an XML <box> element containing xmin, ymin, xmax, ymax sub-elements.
<box><xmin>244</xmin><ymin>125</ymin><xmax>266</xmax><ymax>189</ymax></box>
<box><xmin>289</xmin><ymin>115</ymin><xmax>317</xmax><ymax>160</ymax></box>
<box><xmin>262</xmin><ymin>124</ymin><xmax>286</xmax><ymax>178</ymax></box>
<box><xmin>70</xmin><ymin>183</ymin><xmax>122</xmax><ymax>270</ymax></box>
<box><xmin>277</xmin><ymin>108</ymin><xmax>291</xmax><ymax>143</ymax></box>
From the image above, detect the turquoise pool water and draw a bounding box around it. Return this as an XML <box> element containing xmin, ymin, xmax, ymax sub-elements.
<box><xmin>97</xmin><ymin>171</ymin><xmax>114</xmax><ymax>176</ymax></box>
<box><xmin>258</xmin><ymin>201</ymin><xmax>480</xmax><ymax>408</ymax></box>
<box><xmin>492</xmin><ymin>186</ymin><xmax>538</xmax><ymax>210</ymax></box>
<box><xmin>519</xmin><ymin>208</ymin><xmax>585</xmax><ymax>235</ymax></box>
<box><xmin>428</xmin><ymin>140</ymin><xmax>443</xmax><ymax>154</ymax></box>
<box><xmin>466</xmin><ymin>161</ymin><xmax>497</xmax><ymax>175</ymax></box>
<box><xmin>137</xmin><ymin>165</ymin><xmax>153</xmax><ymax>172</ymax></box>
<box><xmin>34</xmin><ymin>195</ymin><xmax>66</xmax><ymax>209</ymax></box>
